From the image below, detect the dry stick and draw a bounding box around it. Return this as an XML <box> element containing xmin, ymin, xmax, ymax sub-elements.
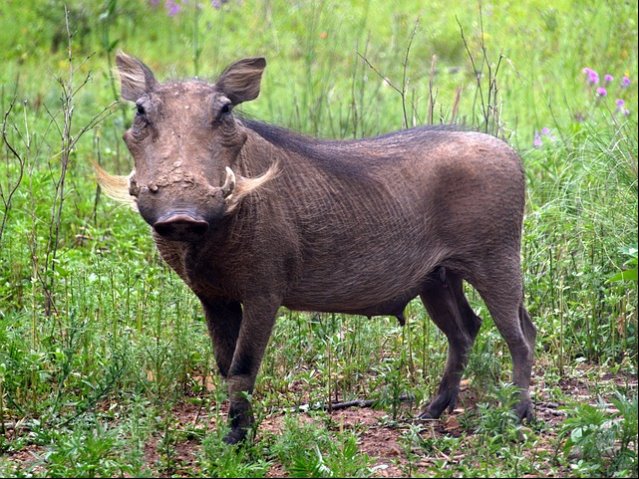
<box><xmin>351</xmin><ymin>34</ymin><xmax>371</xmax><ymax>138</ymax></box>
<box><xmin>92</xmin><ymin>132</ymin><xmax>102</xmax><ymax>225</ymax></box>
<box><xmin>451</xmin><ymin>86</ymin><xmax>462</xmax><ymax>123</ymax></box>
<box><xmin>43</xmin><ymin>6</ymin><xmax>74</xmax><ymax>315</ymax></box>
<box><xmin>0</xmin><ymin>87</ymin><xmax>25</xmax><ymax>244</ymax></box>
<box><xmin>42</xmin><ymin>7</ymin><xmax>116</xmax><ymax>315</ymax></box>
<box><xmin>357</xmin><ymin>18</ymin><xmax>419</xmax><ymax>130</ymax></box>
<box><xmin>357</xmin><ymin>54</ymin><xmax>403</xmax><ymax>99</ymax></box>
<box><xmin>457</xmin><ymin>18</ymin><xmax>487</xmax><ymax>132</ymax></box>
<box><xmin>478</xmin><ymin>2</ymin><xmax>492</xmax><ymax>132</ymax></box>
<box><xmin>401</xmin><ymin>19</ymin><xmax>420</xmax><ymax>128</ymax></box>
<box><xmin>427</xmin><ymin>54</ymin><xmax>437</xmax><ymax>125</ymax></box>
<box><xmin>490</xmin><ymin>54</ymin><xmax>504</xmax><ymax>136</ymax></box>
<box><xmin>479</xmin><ymin>4</ymin><xmax>504</xmax><ymax>136</ymax></box>
<box><xmin>293</xmin><ymin>394</ymin><xmax>414</xmax><ymax>413</ymax></box>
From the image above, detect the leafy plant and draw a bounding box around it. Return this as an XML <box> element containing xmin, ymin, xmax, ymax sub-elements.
<box><xmin>272</xmin><ymin>415</ymin><xmax>372</xmax><ymax>478</ymax></box>
<box><xmin>560</xmin><ymin>393</ymin><xmax>638</xmax><ymax>477</ymax></box>
<box><xmin>609</xmin><ymin>245</ymin><xmax>639</xmax><ymax>283</ymax></box>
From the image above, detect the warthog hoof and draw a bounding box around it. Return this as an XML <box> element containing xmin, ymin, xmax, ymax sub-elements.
<box><xmin>515</xmin><ymin>399</ymin><xmax>535</xmax><ymax>422</ymax></box>
<box><xmin>419</xmin><ymin>388</ymin><xmax>459</xmax><ymax>419</ymax></box>
<box><xmin>223</xmin><ymin>427</ymin><xmax>248</xmax><ymax>445</ymax></box>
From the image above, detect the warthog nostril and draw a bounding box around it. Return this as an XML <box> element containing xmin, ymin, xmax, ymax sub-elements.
<box><xmin>153</xmin><ymin>214</ymin><xmax>209</xmax><ymax>241</ymax></box>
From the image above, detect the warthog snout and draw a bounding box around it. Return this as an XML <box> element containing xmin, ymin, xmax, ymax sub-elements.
<box><xmin>153</xmin><ymin>213</ymin><xmax>209</xmax><ymax>241</ymax></box>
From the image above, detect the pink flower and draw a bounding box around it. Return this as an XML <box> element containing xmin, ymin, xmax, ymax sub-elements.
<box><xmin>604</xmin><ymin>74</ymin><xmax>614</xmax><ymax>84</ymax></box>
<box><xmin>582</xmin><ymin>68</ymin><xmax>600</xmax><ymax>85</ymax></box>
<box><xmin>616</xmin><ymin>99</ymin><xmax>630</xmax><ymax>116</ymax></box>
<box><xmin>596</xmin><ymin>87</ymin><xmax>607</xmax><ymax>97</ymax></box>
<box><xmin>621</xmin><ymin>75</ymin><xmax>631</xmax><ymax>88</ymax></box>
<box><xmin>533</xmin><ymin>131</ymin><xmax>542</xmax><ymax>148</ymax></box>
<box><xmin>540</xmin><ymin>127</ymin><xmax>556</xmax><ymax>141</ymax></box>
<box><xmin>166</xmin><ymin>0</ymin><xmax>181</xmax><ymax>16</ymax></box>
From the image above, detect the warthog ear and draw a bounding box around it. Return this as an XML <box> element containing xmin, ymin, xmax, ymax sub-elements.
<box><xmin>115</xmin><ymin>52</ymin><xmax>158</xmax><ymax>101</ymax></box>
<box><xmin>216</xmin><ymin>57</ymin><xmax>267</xmax><ymax>105</ymax></box>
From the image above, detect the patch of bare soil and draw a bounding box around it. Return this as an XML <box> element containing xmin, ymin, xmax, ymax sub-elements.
<box><xmin>1</xmin><ymin>443</ymin><xmax>46</xmax><ymax>475</ymax></box>
<box><xmin>4</xmin><ymin>364</ymin><xmax>636</xmax><ymax>477</ymax></box>
<box><xmin>142</xmin><ymin>400</ymin><xmax>224</xmax><ymax>477</ymax></box>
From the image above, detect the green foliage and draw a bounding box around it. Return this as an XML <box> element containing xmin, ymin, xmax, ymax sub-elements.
<box><xmin>474</xmin><ymin>384</ymin><xmax>524</xmax><ymax>443</ymax></box>
<box><xmin>272</xmin><ymin>415</ymin><xmax>373</xmax><ymax>478</ymax></box>
<box><xmin>199</xmin><ymin>431</ymin><xmax>271</xmax><ymax>478</ymax></box>
<box><xmin>609</xmin><ymin>245</ymin><xmax>638</xmax><ymax>283</ymax></box>
<box><xmin>560</xmin><ymin>393</ymin><xmax>638</xmax><ymax>477</ymax></box>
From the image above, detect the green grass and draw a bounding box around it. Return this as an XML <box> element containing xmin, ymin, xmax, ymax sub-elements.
<box><xmin>0</xmin><ymin>0</ymin><xmax>637</xmax><ymax>477</ymax></box>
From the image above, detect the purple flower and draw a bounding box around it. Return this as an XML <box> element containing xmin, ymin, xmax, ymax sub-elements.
<box><xmin>604</xmin><ymin>74</ymin><xmax>613</xmax><ymax>84</ymax></box>
<box><xmin>166</xmin><ymin>0</ymin><xmax>181</xmax><ymax>16</ymax></box>
<box><xmin>596</xmin><ymin>87</ymin><xmax>607</xmax><ymax>97</ymax></box>
<box><xmin>616</xmin><ymin>99</ymin><xmax>630</xmax><ymax>116</ymax></box>
<box><xmin>148</xmin><ymin>0</ymin><xmax>161</xmax><ymax>6</ymax></box>
<box><xmin>621</xmin><ymin>75</ymin><xmax>631</xmax><ymax>88</ymax></box>
<box><xmin>540</xmin><ymin>127</ymin><xmax>556</xmax><ymax>141</ymax></box>
<box><xmin>583</xmin><ymin>67</ymin><xmax>599</xmax><ymax>85</ymax></box>
<box><xmin>533</xmin><ymin>131</ymin><xmax>543</xmax><ymax>148</ymax></box>
<box><xmin>212</xmin><ymin>0</ymin><xmax>229</xmax><ymax>7</ymax></box>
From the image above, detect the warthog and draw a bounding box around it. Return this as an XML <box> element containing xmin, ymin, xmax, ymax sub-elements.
<box><xmin>98</xmin><ymin>52</ymin><xmax>536</xmax><ymax>444</ymax></box>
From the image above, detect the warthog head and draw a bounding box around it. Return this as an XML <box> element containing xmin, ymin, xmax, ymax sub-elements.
<box><xmin>97</xmin><ymin>53</ymin><xmax>277</xmax><ymax>241</ymax></box>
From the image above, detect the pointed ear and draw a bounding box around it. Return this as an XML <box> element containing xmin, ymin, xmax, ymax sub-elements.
<box><xmin>115</xmin><ymin>52</ymin><xmax>158</xmax><ymax>101</ymax></box>
<box><xmin>216</xmin><ymin>57</ymin><xmax>266</xmax><ymax>105</ymax></box>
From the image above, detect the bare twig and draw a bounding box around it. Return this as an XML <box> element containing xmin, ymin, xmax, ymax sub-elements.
<box><xmin>357</xmin><ymin>53</ymin><xmax>402</xmax><ymax>95</ymax></box>
<box><xmin>42</xmin><ymin>6</ymin><xmax>115</xmax><ymax>315</ymax></box>
<box><xmin>358</xmin><ymin>18</ymin><xmax>420</xmax><ymax>129</ymax></box>
<box><xmin>292</xmin><ymin>394</ymin><xmax>414</xmax><ymax>413</ymax></box>
<box><xmin>456</xmin><ymin>4</ymin><xmax>504</xmax><ymax>135</ymax></box>
<box><xmin>451</xmin><ymin>86</ymin><xmax>462</xmax><ymax>123</ymax></box>
<box><xmin>401</xmin><ymin>19</ymin><xmax>420</xmax><ymax>128</ymax></box>
<box><xmin>427</xmin><ymin>54</ymin><xmax>437</xmax><ymax>125</ymax></box>
<box><xmin>457</xmin><ymin>17</ymin><xmax>487</xmax><ymax>131</ymax></box>
<box><xmin>0</xmin><ymin>84</ymin><xmax>25</xmax><ymax>245</ymax></box>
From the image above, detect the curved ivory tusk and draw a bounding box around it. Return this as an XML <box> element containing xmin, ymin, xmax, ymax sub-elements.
<box><xmin>221</xmin><ymin>166</ymin><xmax>236</xmax><ymax>198</ymax></box>
<box><xmin>93</xmin><ymin>161</ymin><xmax>138</xmax><ymax>211</ymax></box>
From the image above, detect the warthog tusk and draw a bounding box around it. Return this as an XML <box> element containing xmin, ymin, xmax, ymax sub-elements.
<box><xmin>221</xmin><ymin>167</ymin><xmax>236</xmax><ymax>198</ymax></box>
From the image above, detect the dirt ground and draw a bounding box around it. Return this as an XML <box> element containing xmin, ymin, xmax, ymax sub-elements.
<box><xmin>138</xmin><ymin>362</ymin><xmax>636</xmax><ymax>477</ymax></box>
<box><xmin>3</xmin><ymin>363</ymin><xmax>636</xmax><ymax>477</ymax></box>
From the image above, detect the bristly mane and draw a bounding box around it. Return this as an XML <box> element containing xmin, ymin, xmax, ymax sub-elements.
<box><xmin>240</xmin><ymin>117</ymin><xmax>465</xmax><ymax>150</ymax></box>
<box><xmin>239</xmin><ymin>117</ymin><xmax>466</xmax><ymax>177</ymax></box>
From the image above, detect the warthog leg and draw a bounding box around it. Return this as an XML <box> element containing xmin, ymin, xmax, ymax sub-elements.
<box><xmin>201</xmin><ymin>299</ymin><xmax>243</xmax><ymax>377</ymax></box>
<box><xmin>419</xmin><ymin>270</ymin><xmax>482</xmax><ymax>419</ymax></box>
<box><xmin>470</xmin><ymin>257</ymin><xmax>536</xmax><ymax>421</ymax></box>
<box><xmin>223</xmin><ymin>298</ymin><xmax>279</xmax><ymax>444</ymax></box>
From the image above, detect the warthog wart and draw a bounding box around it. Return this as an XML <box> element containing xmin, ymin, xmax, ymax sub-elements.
<box><xmin>97</xmin><ymin>52</ymin><xmax>536</xmax><ymax>444</ymax></box>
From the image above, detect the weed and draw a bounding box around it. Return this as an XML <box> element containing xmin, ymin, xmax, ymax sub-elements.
<box><xmin>560</xmin><ymin>393</ymin><xmax>638</xmax><ymax>477</ymax></box>
<box><xmin>272</xmin><ymin>414</ymin><xmax>373</xmax><ymax>478</ymax></box>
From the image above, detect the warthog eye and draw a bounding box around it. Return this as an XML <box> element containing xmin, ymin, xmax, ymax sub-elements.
<box><xmin>215</xmin><ymin>101</ymin><xmax>233</xmax><ymax>123</ymax></box>
<box><xmin>136</xmin><ymin>103</ymin><xmax>146</xmax><ymax>116</ymax></box>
